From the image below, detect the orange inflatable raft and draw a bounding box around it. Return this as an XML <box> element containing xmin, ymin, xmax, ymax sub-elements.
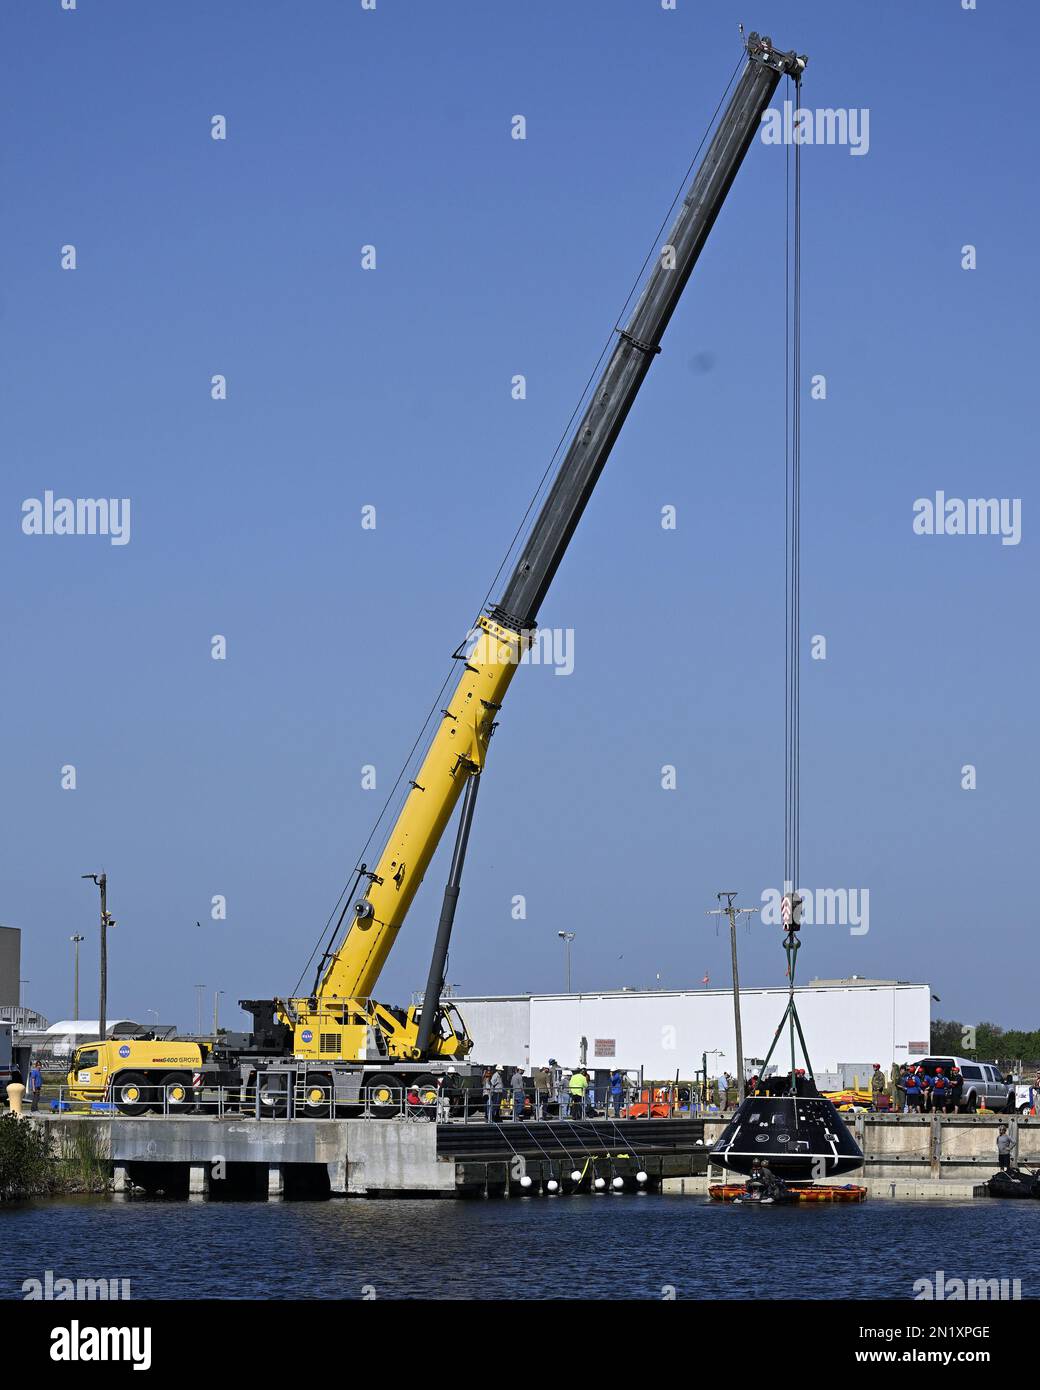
<box><xmin>709</xmin><ymin>1182</ymin><xmax>868</xmax><ymax>1204</ymax></box>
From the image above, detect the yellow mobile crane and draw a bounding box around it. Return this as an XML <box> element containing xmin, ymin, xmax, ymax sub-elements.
<box><xmin>69</xmin><ymin>33</ymin><xmax>806</xmax><ymax>1118</ymax></box>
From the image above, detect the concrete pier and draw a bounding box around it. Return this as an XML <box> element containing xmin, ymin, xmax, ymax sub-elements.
<box><xmin>27</xmin><ymin>1114</ymin><xmax>702</xmax><ymax>1197</ymax></box>
<box><xmin>24</xmin><ymin>1111</ymin><xmax>1032</xmax><ymax>1200</ymax></box>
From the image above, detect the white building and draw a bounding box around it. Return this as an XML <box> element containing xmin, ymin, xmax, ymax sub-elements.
<box><xmin>451</xmin><ymin>978</ymin><xmax>931</xmax><ymax>1079</ymax></box>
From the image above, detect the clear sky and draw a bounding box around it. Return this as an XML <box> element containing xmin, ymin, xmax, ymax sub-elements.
<box><xmin>2</xmin><ymin>1</ymin><xmax>1035</xmax><ymax>1038</ymax></box>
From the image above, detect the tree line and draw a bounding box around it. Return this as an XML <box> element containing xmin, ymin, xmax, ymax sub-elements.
<box><xmin>930</xmin><ymin>1018</ymin><xmax>1040</xmax><ymax>1071</ymax></box>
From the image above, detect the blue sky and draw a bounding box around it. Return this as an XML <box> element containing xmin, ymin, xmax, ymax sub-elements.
<box><xmin>2</xmin><ymin>0</ymin><xmax>1035</xmax><ymax>1037</ymax></box>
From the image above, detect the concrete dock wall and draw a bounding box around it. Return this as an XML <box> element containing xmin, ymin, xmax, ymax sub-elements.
<box><xmin>30</xmin><ymin>1114</ymin><xmax>455</xmax><ymax>1196</ymax></box>
<box><xmin>26</xmin><ymin>1111</ymin><xmax>1034</xmax><ymax>1200</ymax></box>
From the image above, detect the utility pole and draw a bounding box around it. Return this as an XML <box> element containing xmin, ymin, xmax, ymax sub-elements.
<box><xmin>213</xmin><ymin>990</ymin><xmax>224</xmax><ymax>1035</ymax></box>
<box><xmin>706</xmin><ymin>892</ymin><xmax>758</xmax><ymax>1103</ymax></box>
<box><xmin>82</xmin><ymin>872</ymin><xmax>115</xmax><ymax>1042</ymax></box>
<box><xmin>557</xmin><ymin>931</ymin><xmax>575</xmax><ymax>993</ymax></box>
<box><xmin>194</xmin><ymin>984</ymin><xmax>205</xmax><ymax>1036</ymax></box>
<box><xmin>70</xmin><ymin>934</ymin><xmax>85</xmax><ymax>1018</ymax></box>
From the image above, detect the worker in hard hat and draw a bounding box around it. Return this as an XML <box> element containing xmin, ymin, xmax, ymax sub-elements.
<box><xmin>487</xmin><ymin>1066</ymin><xmax>504</xmax><ymax>1123</ymax></box>
<box><xmin>437</xmin><ymin>1067</ymin><xmax>458</xmax><ymax>1122</ymax></box>
<box><xmin>568</xmin><ymin>1066</ymin><xmax>589</xmax><ymax>1119</ymax></box>
<box><xmin>511</xmin><ymin>1066</ymin><xmax>527</xmax><ymax>1122</ymax></box>
<box><xmin>870</xmin><ymin>1062</ymin><xmax>886</xmax><ymax>1108</ymax></box>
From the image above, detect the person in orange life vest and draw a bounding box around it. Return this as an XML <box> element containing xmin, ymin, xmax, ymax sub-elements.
<box><xmin>903</xmin><ymin>1068</ymin><xmax>921</xmax><ymax>1111</ymax></box>
<box><xmin>917</xmin><ymin>1066</ymin><xmax>932</xmax><ymax>1113</ymax></box>
<box><xmin>931</xmin><ymin>1066</ymin><xmax>950</xmax><ymax>1112</ymax></box>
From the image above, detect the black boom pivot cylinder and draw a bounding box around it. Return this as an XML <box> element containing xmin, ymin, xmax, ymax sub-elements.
<box><xmin>491</xmin><ymin>33</ymin><xmax>805</xmax><ymax>633</ymax></box>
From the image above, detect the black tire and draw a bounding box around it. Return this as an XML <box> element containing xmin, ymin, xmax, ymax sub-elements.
<box><xmin>258</xmin><ymin>1073</ymin><xmax>289</xmax><ymax>1118</ymax></box>
<box><xmin>160</xmin><ymin>1072</ymin><xmax>193</xmax><ymax>1112</ymax></box>
<box><xmin>113</xmin><ymin>1072</ymin><xmax>150</xmax><ymax>1117</ymax></box>
<box><xmin>966</xmin><ymin>1093</ymin><xmax>978</xmax><ymax>1113</ymax></box>
<box><xmin>367</xmin><ymin>1073</ymin><xmax>403</xmax><ymax>1118</ymax></box>
<box><xmin>302</xmin><ymin>1073</ymin><xmax>333</xmax><ymax>1119</ymax></box>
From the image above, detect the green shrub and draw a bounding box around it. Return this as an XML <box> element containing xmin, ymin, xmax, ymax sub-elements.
<box><xmin>0</xmin><ymin>1118</ymin><xmax>54</xmax><ymax>1199</ymax></box>
<box><xmin>0</xmin><ymin>1119</ymin><xmax>111</xmax><ymax>1199</ymax></box>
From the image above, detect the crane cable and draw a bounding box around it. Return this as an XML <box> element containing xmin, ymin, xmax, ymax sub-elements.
<box><xmin>784</xmin><ymin>74</ymin><xmax>804</xmax><ymax>1077</ymax></box>
<box><xmin>296</xmin><ymin>51</ymin><xmax>749</xmax><ymax>985</ymax></box>
<box><xmin>784</xmin><ymin>74</ymin><xmax>803</xmax><ymax>916</ymax></box>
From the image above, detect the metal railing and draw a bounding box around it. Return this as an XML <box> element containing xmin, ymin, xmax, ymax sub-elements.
<box><xmin>22</xmin><ymin>1081</ymin><xmax>654</xmax><ymax>1124</ymax></box>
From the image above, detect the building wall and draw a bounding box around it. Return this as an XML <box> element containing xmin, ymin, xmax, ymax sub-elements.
<box><xmin>0</xmin><ymin>926</ymin><xmax>21</xmax><ymax>1007</ymax></box>
<box><xmin>454</xmin><ymin>997</ymin><xmax>529</xmax><ymax>1067</ymax></box>
<box><xmin>453</xmin><ymin>983</ymin><xmax>931</xmax><ymax>1076</ymax></box>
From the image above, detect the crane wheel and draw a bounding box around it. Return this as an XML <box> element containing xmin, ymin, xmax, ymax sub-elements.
<box><xmin>114</xmin><ymin>1073</ymin><xmax>151</xmax><ymax>1117</ymax></box>
<box><xmin>160</xmin><ymin>1073</ymin><xmax>192</xmax><ymax>1111</ymax></box>
<box><xmin>367</xmin><ymin>1073</ymin><xmax>403</xmax><ymax>1118</ymax></box>
<box><xmin>303</xmin><ymin>1074</ymin><xmax>333</xmax><ymax>1119</ymax></box>
<box><xmin>258</xmin><ymin>1074</ymin><xmax>289</xmax><ymax>1117</ymax></box>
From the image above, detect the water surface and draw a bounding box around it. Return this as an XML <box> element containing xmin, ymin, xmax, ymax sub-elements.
<box><xmin>3</xmin><ymin>1194</ymin><xmax>1037</xmax><ymax>1300</ymax></box>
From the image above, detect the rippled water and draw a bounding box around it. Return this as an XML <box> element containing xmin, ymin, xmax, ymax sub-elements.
<box><xmin>3</xmin><ymin>1194</ymin><xmax>1038</xmax><ymax>1300</ymax></box>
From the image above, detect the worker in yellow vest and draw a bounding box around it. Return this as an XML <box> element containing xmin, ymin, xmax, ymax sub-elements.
<box><xmin>568</xmin><ymin>1067</ymin><xmax>589</xmax><ymax>1120</ymax></box>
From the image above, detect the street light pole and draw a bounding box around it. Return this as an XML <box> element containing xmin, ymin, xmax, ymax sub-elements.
<box><xmin>82</xmin><ymin>872</ymin><xmax>115</xmax><ymax>1041</ymax></box>
<box><xmin>706</xmin><ymin>892</ymin><xmax>758</xmax><ymax>1104</ymax></box>
<box><xmin>213</xmin><ymin>990</ymin><xmax>224</xmax><ymax>1035</ymax></box>
<box><xmin>557</xmin><ymin>931</ymin><xmax>575</xmax><ymax>993</ymax></box>
<box><xmin>70</xmin><ymin>934</ymin><xmax>85</xmax><ymax>1019</ymax></box>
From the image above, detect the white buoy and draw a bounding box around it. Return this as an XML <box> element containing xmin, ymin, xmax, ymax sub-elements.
<box><xmin>636</xmin><ymin>1170</ymin><xmax>648</xmax><ymax>1184</ymax></box>
<box><xmin>612</xmin><ymin>1176</ymin><xmax>624</xmax><ymax>1190</ymax></box>
<box><xmin>520</xmin><ymin>1175</ymin><xmax>532</xmax><ymax>1188</ymax></box>
<box><xmin>594</xmin><ymin>1176</ymin><xmax>606</xmax><ymax>1190</ymax></box>
<box><xmin>570</xmin><ymin>1169</ymin><xmax>583</xmax><ymax>1183</ymax></box>
<box><xmin>546</xmin><ymin>1179</ymin><xmax>559</xmax><ymax>1192</ymax></box>
<box><xmin>695</xmin><ymin>1138</ymin><xmax>704</xmax><ymax>1147</ymax></box>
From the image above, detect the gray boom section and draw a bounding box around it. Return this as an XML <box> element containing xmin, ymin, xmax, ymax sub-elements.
<box><xmin>492</xmin><ymin>33</ymin><xmax>804</xmax><ymax>632</ymax></box>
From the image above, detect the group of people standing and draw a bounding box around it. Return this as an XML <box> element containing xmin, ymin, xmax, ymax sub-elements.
<box><xmin>479</xmin><ymin>1065</ymin><xmax>525</xmax><ymax>1122</ymax></box>
<box><xmin>477</xmin><ymin>1062</ymin><xmax>622</xmax><ymax>1122</ymax></box>
<box><xmin>896</xmin><ymin>1064</ymin><xmax>962</xmax><ymax>1112</ymax></box>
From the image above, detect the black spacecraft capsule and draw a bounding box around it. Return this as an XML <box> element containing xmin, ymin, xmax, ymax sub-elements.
<box><xmin>709</xmin><ymin>1090</ymin><xmax>864</xmax><ymax>1180</ymax></box>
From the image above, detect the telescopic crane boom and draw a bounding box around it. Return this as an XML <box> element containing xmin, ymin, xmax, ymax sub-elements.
<box><xmin>253</xmin><ymin>33</ymin><xmax>806</xmax><ymax>1068</ymax></box>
